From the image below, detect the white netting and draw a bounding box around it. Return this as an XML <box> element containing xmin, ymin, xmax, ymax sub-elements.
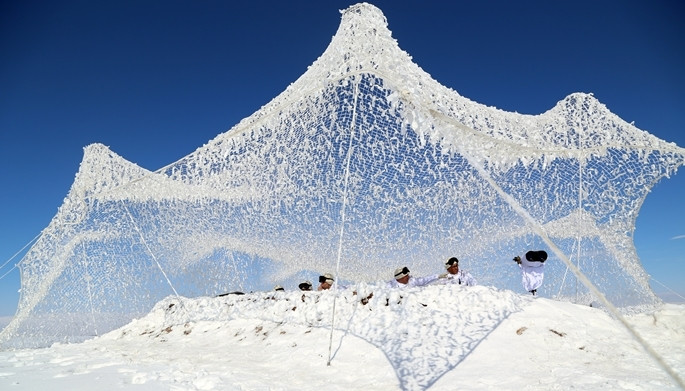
<box><xmin>1</xmin><ymin>3</ymin><xmax>683</xmax><ymax>349</ymax></box>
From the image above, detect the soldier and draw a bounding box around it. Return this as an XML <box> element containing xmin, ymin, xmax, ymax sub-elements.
<box><xmin>514</xmin><ymin>250</ymin><xmax>547</xmax><ymax>295</ymax></box>
<box><xmin>442</xmin><ymin>257</ymin><xmax>477</xmax><ymax>286</ymax></box>
<box><xmin>387</xmin><ymin>266</ymin><xmax>441</xmax><ymax>288</ymax></box>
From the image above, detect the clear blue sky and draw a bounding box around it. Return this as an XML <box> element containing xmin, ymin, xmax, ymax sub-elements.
<box><xmin>1</xmin><ymin>0</ymin><xmax>683</xmax><ymax>316</ymax></box>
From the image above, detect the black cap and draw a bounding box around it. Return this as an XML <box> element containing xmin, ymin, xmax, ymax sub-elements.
<box><xmin>445</xmin><ymin>257</ymin><xmax>459</xmax><ymax>269</ymax></box>
<box><xmin>525</xmin><ymin>250</ymin><xmax>548</xmax><ymax>263</ymax></box>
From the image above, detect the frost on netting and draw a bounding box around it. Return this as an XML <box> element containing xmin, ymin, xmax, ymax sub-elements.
<box><xmin>1</xmin><ymin>3</ymin><xmax>683</xmax><ymax>349</ymax></box>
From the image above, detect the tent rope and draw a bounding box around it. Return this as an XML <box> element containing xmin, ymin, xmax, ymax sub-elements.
<box><xmin>651</xmin><ymin>277</ymin><xmax>685</xmax><ymax>302</ymax></box>
<box><xmin>0</xmin><ymin>232</ymin><xmax>41</xmax><ymax>280</ymax></box>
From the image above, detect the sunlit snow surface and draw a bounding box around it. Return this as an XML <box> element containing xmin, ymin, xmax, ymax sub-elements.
<box><xmin>1</xmin><ymin>285</ymin><xmax>683</xmax><ymax>390</ymax></box>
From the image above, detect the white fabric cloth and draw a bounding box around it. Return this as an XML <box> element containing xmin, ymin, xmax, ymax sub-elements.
<box><xmin>442</xmin><ymin>270</ymin><xmax>477</xmax><ymax>286</ymax></box>
<box><xmin>387</xmin><ymin>274</ymin><xmax>441</xmax><ymax>288</ymax></box>
<box><xmin>519</xmin><ymin>259</ymin><xmax>545</xmax><ymax>292</ymax></box>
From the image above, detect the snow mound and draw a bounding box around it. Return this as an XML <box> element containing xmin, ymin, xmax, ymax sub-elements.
<box><xmin>107</xmin><ymin>284</ymin><xmax>527</xmax><ymax>390</ymax></box>
<box><xmin>1</xmin><ymin>286</ymin><xmax>684</xmax><ymax>390</ymax></box>
<box><xmin>89</xmin><ymin>285</ymin><xmax>683</xmax><ymax>390</ymax></box>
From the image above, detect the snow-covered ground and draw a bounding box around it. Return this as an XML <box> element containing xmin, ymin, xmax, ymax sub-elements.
<box><xmin>0</xmin><ymin>284</ymin><xmax>683</xmax><ymax>390</ymax></box>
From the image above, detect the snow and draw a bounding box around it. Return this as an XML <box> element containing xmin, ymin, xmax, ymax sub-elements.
<box><xmin>0</xmin><ymin>284</ymin><xmax>683</xmax><ymax>390</ymax></box>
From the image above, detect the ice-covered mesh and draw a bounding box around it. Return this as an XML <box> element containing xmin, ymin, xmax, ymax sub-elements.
<box><xmin>2</xmin><ymin>3</ymin><xmax>684</xmax><ymax>348</ymax></box>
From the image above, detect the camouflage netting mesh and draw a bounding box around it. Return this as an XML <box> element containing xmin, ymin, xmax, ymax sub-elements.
<box><xmin>2</xmin><ymin>3</ymin><xmax>683</xmax><ymax>348</ymax></box>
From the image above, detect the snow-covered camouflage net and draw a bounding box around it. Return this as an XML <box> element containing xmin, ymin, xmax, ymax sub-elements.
<box><xmin>2</xmin><ymin>3</ymin><xmax>684</xmax><ymax>349</ymax></box>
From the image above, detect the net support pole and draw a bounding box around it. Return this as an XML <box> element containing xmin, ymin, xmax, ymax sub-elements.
<box><xmin>327</xmin><ymin>78</ymin><xmax>360</xmax><ymax>366</ymax></box>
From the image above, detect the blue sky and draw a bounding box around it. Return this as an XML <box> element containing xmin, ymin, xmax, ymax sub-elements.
<box><xmin>1</xmin><ymin>0</ymin><xmax>683</xmax><ymax>316</ymax></box>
